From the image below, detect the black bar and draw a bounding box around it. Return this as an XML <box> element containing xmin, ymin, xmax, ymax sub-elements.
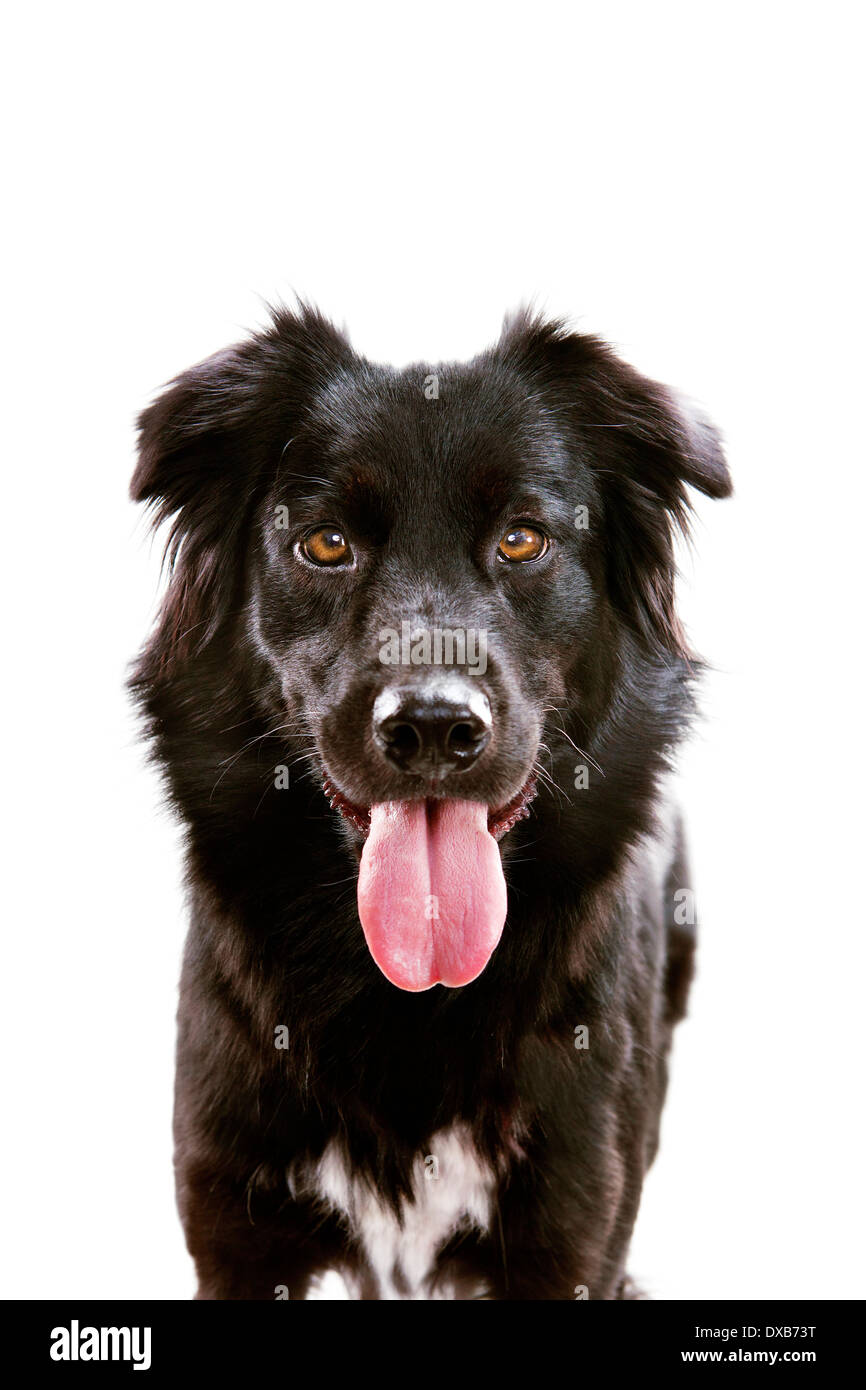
<box><xmin>1</xmin><ymin>1298</ymin><xmax>859</xmax><ymax>1376</ymax></box>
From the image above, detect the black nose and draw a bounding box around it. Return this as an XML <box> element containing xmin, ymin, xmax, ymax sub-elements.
<box><xmin>373</xmin><ymin>686</ymin><xmax>492</xmax><ymax>778</ymax></box>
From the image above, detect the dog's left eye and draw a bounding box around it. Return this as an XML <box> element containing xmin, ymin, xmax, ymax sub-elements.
<box><xmin>301</xmin><ymin>527</ymin><xmax>353</xmax><ymax>566</ymax></box>
<box><xmin>497</xmin><ymin>525</ymin><xmax>549</xmax><ymax>563</ymax></box>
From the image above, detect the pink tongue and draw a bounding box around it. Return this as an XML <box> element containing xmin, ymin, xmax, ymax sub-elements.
<box><xmin>357</xmin><ymin>800</ymin><xmax>507</xmax><ymax>991</ymax></box>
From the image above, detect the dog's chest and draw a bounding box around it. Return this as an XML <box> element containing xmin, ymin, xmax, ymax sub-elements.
<box><xmin>292</xmin><ymin>1124</ymin><xmax>496</xmax><ymax>1300</ymax></box>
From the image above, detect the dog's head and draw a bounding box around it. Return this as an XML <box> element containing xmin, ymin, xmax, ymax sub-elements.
<box><xmin>133</xmin><ymin>305</ymin><xmax>730</xmax><ymax>992</ymax></box>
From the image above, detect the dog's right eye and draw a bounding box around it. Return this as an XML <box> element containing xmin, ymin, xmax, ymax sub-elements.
<box><xmin>301</xmin><ymin>527</ymin><xmax>353</xmax><ymax>566</ymax></box>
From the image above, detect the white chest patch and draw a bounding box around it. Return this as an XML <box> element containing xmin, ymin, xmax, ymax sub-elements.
<box><xmin>291</xmin><ymin>1123</ymin><xmax>496</xmax><ymax>1300</ymax></box>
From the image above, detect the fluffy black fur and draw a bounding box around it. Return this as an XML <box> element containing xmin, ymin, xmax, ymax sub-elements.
<box><xmin>131</xmin><ymin>305</ymin><xmax>730</xmax><ymax>1300</ymax></box>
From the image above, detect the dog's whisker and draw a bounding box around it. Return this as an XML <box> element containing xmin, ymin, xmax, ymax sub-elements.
<box><xmin>546</xmin><ymin>719</ymin><xmax>605</xmax><ymax>777</ymax></box>
<box><xmin>209</xmin><ymin>723</ymin><xmax>311</xmax><ymax>800</ymax></box>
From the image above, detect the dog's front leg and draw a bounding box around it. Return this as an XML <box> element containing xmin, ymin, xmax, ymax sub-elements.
<box><xmin>487</xmin><ymin>1051</ymin><xmax>649</xmax><ymax>1300</ymax></box>
<box><xmin>176</xmin><ymin>1164</ymin><xmax>355</xmax><ymax>1301</ymax></box>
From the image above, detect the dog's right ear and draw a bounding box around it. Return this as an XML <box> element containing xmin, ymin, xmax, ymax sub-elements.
<box><xmin>132</xmin><ymin>306</ymin><xmax>350</xmax><ymax>670</ymax></box>
<box><xmin>132</xmin><ymin>346</ymin><xmax>258</xmax><ymax>509</ymax></box>
<box><xmin>132</xmin><ymin>344</ymin><xmax>267</xmax><ymax>667</ymax></box>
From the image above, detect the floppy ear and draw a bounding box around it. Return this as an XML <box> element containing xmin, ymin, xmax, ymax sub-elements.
<box><xmin>502</xmin><ymin>312</ymin><xmax>732</xmax><ymax>656</ymax></box>
<box><xmin>132</xmin><ymin>344</ymin><xmax>266</xmax><ymax>667</ymax></box>
<box><xmin>583</xmin><ymin>362</ymin><xmax>731</xmax><ymax>658</ymax></box>
<box><xmin>133</xmin><ymin>305</ymin><xmax>351</xmax><ymax>670</ymax></box>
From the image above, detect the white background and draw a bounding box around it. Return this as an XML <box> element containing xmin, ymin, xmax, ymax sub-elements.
<box><xmin>3</xmin><ymin>2</ymin><xmax>863</xmax><ymax>1300</ymax></box>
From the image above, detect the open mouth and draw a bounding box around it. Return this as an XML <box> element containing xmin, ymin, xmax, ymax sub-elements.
<box><xmin>322</xmin><ymin>773</ymin><xmax>538</xmax><ymax>841</ymax></box>
<box><xmin>321</xmin><ymin>774</ymin><xmax>538</xmax><ymax>993</ymax></box>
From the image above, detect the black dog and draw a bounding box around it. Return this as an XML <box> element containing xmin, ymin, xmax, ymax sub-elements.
<box><xmin>131</xmin><ymin>305</ymin><xmax>730</xmax><ymax>1300</ymax></box>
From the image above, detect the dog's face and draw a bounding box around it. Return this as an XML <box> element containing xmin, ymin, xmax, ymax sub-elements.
<box><xmin>252</xmin><ymin>360</ymin><xmax>603</xmax><ymax>822</ymax></box>
<box><xmin>134</xmin><ymin>308</ymin><xmax>730</xmax><ymax>993</ymax></box>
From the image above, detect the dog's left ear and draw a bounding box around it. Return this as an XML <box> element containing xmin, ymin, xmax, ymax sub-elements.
<box><xmin>586</xmin><ymin>359</ymin><xmax>732</xmax><ymax>657</ymax></box>
<box><xmin>503</xmin><ymin>313</ymin><xmax>732</xmax><ymax>656</ymax></box>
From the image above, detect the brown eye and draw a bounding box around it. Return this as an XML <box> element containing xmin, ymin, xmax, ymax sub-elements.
<box><xmin>301</xmin><ymin>527</ymin><xmax>352</xmax><ymax>566</ymax></box>
<box><xmin>497</xmin><ymin>524</ymin><xmax>549</xmax><ymax>563</ymax></box>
